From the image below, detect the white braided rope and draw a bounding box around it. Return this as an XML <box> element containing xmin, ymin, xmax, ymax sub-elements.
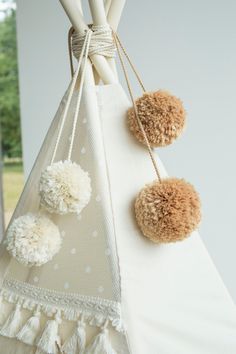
<box><xmin>51</xmin><ymin>30</ymin><xmax>92</xmax><ymax>164</ymax></box>
<box><xmin>72</xmin><ymin>25</ymin><xmax>116</xmax><ymax>59</ymax></box>
<box><xmin>67</xmin><ymin>30</ymin><xmax>92</xmax><ymax>160</ymax></box>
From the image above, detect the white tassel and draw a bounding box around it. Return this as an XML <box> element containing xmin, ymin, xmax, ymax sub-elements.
<box><xmin>17</xmin><ymin>306</ymin><xmax>41</xmax><ymax>345</ymax></box>
<box><xmin>62</xmin><ymin>317</ymin><xmax>86</xmax><ymax>354</ymax></box>
<box><xmin>0</xmin><ymin>295</ymin><xmax>7</xmax><ymax>324</ymax></box>
<box><xmin>36</xmin><ymin>311</ymin><xmax>61</xmax><ymax>354</ymax></box>
<box><xmin>35</xmin><ymin>348</ymin><xmax>47</xmax><ymax>354</ymax></box>
<box><xmin>0</xmin><ymin>303</ymin><xmax>22</xmax><ymax>338</ymax></box>
<box><xmin>85</xmin><ymin>321</ymin><xmax>116</xmax><ymax>354</ymax></box>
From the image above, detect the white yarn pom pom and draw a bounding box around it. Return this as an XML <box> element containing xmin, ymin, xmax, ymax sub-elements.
<box><xmin>5</xmin><ymin>213</ymin><xmax>62</xmax><ymax>267</ymax></box>
<box><xmin>39</xmin><ymin>160</ymin><xmax>92</xmax><ymax>215</ymax></box>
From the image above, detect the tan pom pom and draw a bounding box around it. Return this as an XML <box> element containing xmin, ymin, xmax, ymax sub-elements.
<box><xmin>134</xmin><ymin>178</ymin><xmax>201</xmax><ymax>243</ymax></box>
<box><xmin>127</xmin><ymin>90</ymin><xmax>186</xmax><ymax>147</ymax></box>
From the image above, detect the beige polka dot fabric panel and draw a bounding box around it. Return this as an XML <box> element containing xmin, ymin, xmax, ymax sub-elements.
<box><xmin>1</xmin><ymin>84</ymin><xmax>121</xmax><ymax>303</ymax></box>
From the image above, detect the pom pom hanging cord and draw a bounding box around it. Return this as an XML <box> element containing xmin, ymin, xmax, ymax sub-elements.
<box><xmin>67</xmin><ymin>29</ymin><xmax>92</xmax><ymax>162</ymax></box>
<box><xmin>112</xmin><ymin>31</ymin><xmax>162</xmax><ymax>182</ymax></box>
<box><xmin>51</xmin><ymin>29</ymin><xmax>92</xmax><ymax>165</ymax></box>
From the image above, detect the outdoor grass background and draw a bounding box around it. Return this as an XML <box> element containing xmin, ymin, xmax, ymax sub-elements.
<box><xmin>3</xmin><ymin>161</ymin><xmax>23</xmax><ymax>224</ymax></box>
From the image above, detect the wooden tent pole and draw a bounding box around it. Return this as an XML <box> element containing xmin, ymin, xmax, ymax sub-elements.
<box><xmin>88</xmin><ymin>0</ymin><xmax>118</xmax><ymax>80</ymax></box>
<box><xmin>107</xmin><ymin>0</ymin><xmax>126</xmax><ymax>31</ymax></box>
<box><xmin>59</xmin><ymin>0</ymin><xmax>87</xmax><ymax>33</ymax></box>
<box><xmin>105</xmin><ymin>0</ymin><xmax>126</xmax><ymax>79</ymax></box>
<box><xmin>88</xmin><ymin>0</ymin><xmax>107</xmax><ymax>26</ymax></box>
<box><xmin>104</xmin><ymin>0</ymin><xmax>112</xmax><ymax>15</ymax></box>
<box><xmin>59</xmin><ymin>0</ymin><xmax>117</xmax><ymax>84</ymax></box>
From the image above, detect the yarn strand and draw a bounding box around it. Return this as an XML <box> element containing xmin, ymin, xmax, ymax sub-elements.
<box><xmin>112</xmin><ymin>31</ymin><xmax>162</xmax><ymax>182</ymax></box>
<box><xmin>67</xmin><ymin>30</ymin><xmax>92</xmax><ymax>161</ymax></box>
<box><xmin>113</xmin><ymin>33</ymin><xmax>146</xmax><ymax>93</ymax></box>
<box><xmin>51</xmin><ymin>30</ymin><xmax>91</xmax><ymax>164</ymax></box>
<box><xmin>68</xmin><ymin>27</ymin><xmax>74</xmax><ymax>77</ymax></box>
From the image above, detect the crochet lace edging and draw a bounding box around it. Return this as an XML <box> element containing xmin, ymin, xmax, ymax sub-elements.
<box><xmin>0</xmin><ymin>278</ymin><xmax>125</xmax><ymax>353</ymax></box>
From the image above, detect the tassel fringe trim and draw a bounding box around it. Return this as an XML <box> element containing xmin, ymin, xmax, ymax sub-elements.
<box><xmin>85</xmin><ymin>320</ymin><xmax>117</xmax><ymax>354</ymax></box>
<box><xmin>0</xmin><ymin>301</ymin><xmax>118</xmax><ymax>354</ymax></box>
<box><xmin>0</xmin><ymin>280</ymin><xmax>124</xmax><ymax>353</ymax></box>
<box><xmin>62</xmin><ymin>318</ymin><xmax>86</xmax><ymax>354</ymax></box>
<box><xmin>0</xmin><ymin>278</ymin><xmax>124</xmax><ymax>331</ymax></box>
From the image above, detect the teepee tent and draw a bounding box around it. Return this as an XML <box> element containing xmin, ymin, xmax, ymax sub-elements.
<box><xmin>0</xmin><ymin>1</ymin><xmax>236</xmax><ymax>353</ymax></box>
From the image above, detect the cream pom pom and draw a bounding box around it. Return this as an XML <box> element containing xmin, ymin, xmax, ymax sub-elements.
<box><xmin>5</xmin><ymin>213</ymin><xmax>62</xmax><ymax>267</ymax></box>
<box><xmin>39</xmin><ymin>160</ymin><xmax>92</xmax><ymax>215</ymax></box>
<box><xmin>134</xmin><ymin>178</ymin><xmax>201</xmax><ymax>243</ymax></box>
<box><xmin>127</xmin><ymin>90</ymin><xmax>186</xmax><ymax>147</ymax></box>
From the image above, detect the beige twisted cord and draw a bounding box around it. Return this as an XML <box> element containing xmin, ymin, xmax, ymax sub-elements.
<box><xmin>68</xmin><ymin>27</ymin><xmax>74</xmax><ymax>76</ymax></box>
<box><xmin>113</xmin><ymin>33</ymin><xmax>146</xmax><ymax>93</ymax></box>
<box><xmin>112</xmin><ymin>31</ymin><xmax>162</xmax><ymax>182</ymax></box>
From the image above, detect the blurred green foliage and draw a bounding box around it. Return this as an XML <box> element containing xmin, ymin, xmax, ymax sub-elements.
<box><xmin>0</xmin><ymin>7</ymin><xmax>22</xmax><ymax>157</ymax></box>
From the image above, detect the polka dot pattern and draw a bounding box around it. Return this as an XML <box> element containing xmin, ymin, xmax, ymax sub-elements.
<box><xmin>92</xmin><ymin>230</ymin><xmax>98</xmax><ymax>238</ymax></box>
<box><xmin>53</xmin><ymin>264</ymin><xmax>59</xmax><ymax>270</ymax></box>
<box><xmin>33</xmin><ymin>276</ymin><xmax>39</xmax><ymax>283</ymax></box>
<box><xmin>105</xmin><ymin>248</ymin><xmax>111</xmax><ymax>256</ymax></box>
<box><xmin>85</xmin><ymin>266</ymin><xmax>91</xmax><ymax>273</ymax></box>
<box><xmin>64</xmin><ymin>282</ymin><xmax>69</xmax><ymax>290</ymax></box>
<box><xmin>96</xmin><ymin>195</ymin><xmax>101</xmax><ymax>202</ymax></box>
<box><xmin>98</xmin><ymin>286</ymin><xmax>104</xmax><ymax>293</ymax></box>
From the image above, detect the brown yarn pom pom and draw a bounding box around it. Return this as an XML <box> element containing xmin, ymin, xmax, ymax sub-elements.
<box><xmin>127</xmin><ymin>90</ymin><xmax>186</xmax><ymax>147</ymax></box>
<box><xmin>134</xmin><ymin>178</ymin><xmax>201</xmax><ymax>243</ymax></box>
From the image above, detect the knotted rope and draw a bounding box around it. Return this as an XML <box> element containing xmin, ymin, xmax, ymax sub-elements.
<box><xmin>68</xmin><ymin>25</ymin><xmax>116</xmax><ymax>76</ymax></box>
<box><xmin>72</xmin><ymin>25</ymin><xmax>116</xmax><ymax>59</ymax></box>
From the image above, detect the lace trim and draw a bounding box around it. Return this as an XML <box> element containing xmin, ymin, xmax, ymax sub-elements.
<box><xmin>0</xmin><ymin>278</ymin><xmax>124</xmax><ymax>331</ymax></box>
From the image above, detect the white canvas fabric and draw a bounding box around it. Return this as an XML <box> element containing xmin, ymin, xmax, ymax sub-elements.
<box><xmin>0</xmin><ymin>82</ymin><xmax>236</xmax><ymax>354</ymax></box>
<box><xmin>99</xmin><ymin>84</ymin><xmax>236</xmax><ymax>353</ymax></box>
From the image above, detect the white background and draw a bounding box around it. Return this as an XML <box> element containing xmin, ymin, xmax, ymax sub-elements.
<box><xmin>16</xmin><ymin>0</ymin><xmax>236</xmax><ymax>302</ymax></box>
